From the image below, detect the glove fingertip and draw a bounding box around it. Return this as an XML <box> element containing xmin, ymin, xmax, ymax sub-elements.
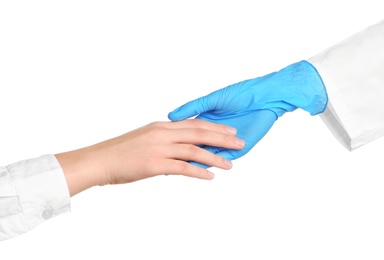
<box><xmin>167</xmin><ymin>111</ymin><xmax>181</xmax><ymax>121</ymax></box>
<box><xmin>168</xmin><ymin>105</ymin><xmax>196</xmax><ymax>121</ymax></box>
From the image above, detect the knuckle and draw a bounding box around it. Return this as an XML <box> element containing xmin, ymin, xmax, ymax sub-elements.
<box><xmin>196</xmin><ymin>167</ymin><xmax>209</xmax><ymax>178</ymax></box>
<box><xmin>190</xmin><ymin>118</ymin><xmax>211</xmax><ymax>130</ymax></box>
<box><xmin>212</xmin><ymin>154</ymin><xmax>223</xmax><ymax>166</ymax></box>
<box><xmin>193</xmin><ymin>128</ymin><xmax>206</xmax><ymax>138</ymax></box>
<box><xmin>187</xmin><ymin>144</ymin><xmax>200</xmax><ymax>155</ymax></box>
<box><xmin>148</xmin><ymin>121</ymin><xmax>163</xmax><ymax>129</ymax></box>
<box><xmin>225</xmin><ymin>134</ymin><xmax>238</xmax><ymax>146</ymax></box>
<box><xmin>224</xmin><ymin>134</ymin><xmax>233</xmax><ymax>143</ymax></box>
<box><xmin>175</xmin><ymin>161</ymin><xmax>190</xmax><ymax>173</ymax></box>
<box><xmin>190</xmin><ymin>118</ymin><xmax>203</xmax><ymax>127</ymax></box>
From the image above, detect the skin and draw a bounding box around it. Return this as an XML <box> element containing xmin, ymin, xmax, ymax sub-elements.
<box><xmin>55</xmin><ymin>119</ymin><xmax>245</xmax><ymax>197</ymax></box>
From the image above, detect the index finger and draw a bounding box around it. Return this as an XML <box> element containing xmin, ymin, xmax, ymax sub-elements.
<box><xmin>161</xmin><ymin>119</ymin><xmax>238</xmax><ymax>136</ymax></box>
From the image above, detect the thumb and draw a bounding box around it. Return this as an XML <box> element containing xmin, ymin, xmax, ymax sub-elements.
<box><xmin>168</xmin><ymin>94</ymin><xmax>218</xmax><ymax>121</ymax></box>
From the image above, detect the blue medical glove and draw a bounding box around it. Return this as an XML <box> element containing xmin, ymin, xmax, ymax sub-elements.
<box><xmin>168</xmin><ymin>60</ymin><xmax>328</xmax><ymax>168</ymax></box>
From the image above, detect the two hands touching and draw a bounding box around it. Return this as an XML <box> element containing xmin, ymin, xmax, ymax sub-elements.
<box><xmin>56</xmin><ymin>60</ymin><xmax>328</xmax><ymax>196</ymax></box>
<box><xmin>168</xmin><ymin>60</ymin><xmax>328</xmax><ymax>168</ymax></box>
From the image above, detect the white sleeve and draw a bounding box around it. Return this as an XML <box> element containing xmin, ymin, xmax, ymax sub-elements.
<box><xmin>0</xmin><ymin>154</ymin><xmax>71</xmax><ymax>241</ymax></box>
<box><xmin>308</xmin><ymin>19</ymin><xmax>384</xmax><ymax>151</ymax></box>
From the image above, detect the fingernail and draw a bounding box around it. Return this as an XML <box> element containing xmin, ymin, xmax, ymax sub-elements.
<box><xmin>235</xmin><ymin>138</ymin><xmax>245</xmax><ymax>147</ymax></box>
<box><xmin>225</xmin><ymin>126</ymin><xmax>237</xmax><ymax>135</ymax></box>
<box><xmin>224</xmin><ymin>159</ymin><xmax>233</xmax><ymax>168</ymax></box>
<box><xmin>207</xmin><ymin>171</ymin><xmax>215</xmax><ymax>179</ymax></box>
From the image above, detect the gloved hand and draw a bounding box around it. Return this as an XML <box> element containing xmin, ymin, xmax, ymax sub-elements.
<box><xmin>168</xmin><ymin>60</ymin><xmax>328</xmax><ymax>168</ymax></box>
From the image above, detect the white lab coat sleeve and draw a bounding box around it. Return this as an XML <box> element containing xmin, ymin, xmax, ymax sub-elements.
<box><xmin>0</xmin><ymin>154</ymin><xmax>71</xmax><ymax>241</ymax></box>
<box><xmin>308</xmin><ymin>19</ymin><xmax>384</xmax><ymax>151</ymax></box>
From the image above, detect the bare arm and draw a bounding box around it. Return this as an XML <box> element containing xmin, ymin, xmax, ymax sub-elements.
<box><xmin>56</xmin><ymin>119</ymin><xmax>245</xmax><ymax>196</ymax></box>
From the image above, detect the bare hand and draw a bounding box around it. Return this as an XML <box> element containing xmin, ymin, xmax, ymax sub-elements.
<box><xmin>55</xmin><ymin>119</ymin><xmax>245</xmax><ymax>196</ymax></box>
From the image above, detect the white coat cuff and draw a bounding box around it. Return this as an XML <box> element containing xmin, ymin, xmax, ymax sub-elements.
<box><xmin>0</xmin><ymin>154</ymin><xmax>71</xmax><ymax>241</ymax></box>
<box><xmin>308</xmin><ymin>19</ymin><xmax>384</xmax><ymax>150</ymax></box>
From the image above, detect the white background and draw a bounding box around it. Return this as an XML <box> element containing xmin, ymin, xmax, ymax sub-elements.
<box><xmin>1</xmin><ymin>1</ymin><xmax>384</xmax><ymax>259</ymax></box>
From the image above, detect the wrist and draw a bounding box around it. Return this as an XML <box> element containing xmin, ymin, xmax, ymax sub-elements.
<box><xmin>55</xmin><ymin>145</ymin><xmax>107</xmax><ymax>196</ymax></box>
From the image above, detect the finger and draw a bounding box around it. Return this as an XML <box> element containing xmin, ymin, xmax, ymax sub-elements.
<box><xmin>159</xmin><ymin>144</ymin><xmax>232</xmax><ymax>170</ymax></box>
<box><xmin>215</xmin><ymin>149</ymin><xmax>249</xmax><ymax>161</ymax></box>
<box><xmin>161</xmin><ymin>159</ymin><xmax>215</xmax><ymax>180</ymax></box>
<box><xmin>168</xmin><ymin>94</ymin><xmax>218</xmax><ymax>121</ymax></box>
<box><xmin>188</xmin><ymin>146</ymin><xmax>244</xmax><ymax>169</ymax></box>
<box><xmin>162</xmin><ymin>119</ymin><xmax>237</xmax><ymax>136</ymax></box>
<box><xmin>189</xmin><ymin>161</ymin><xmax>210</xmax><ymax>169</ymax></box>
<box><xmin>169</xmin><ymin>128</ymin><xmax>245</xmax><ymax>150</ymax></box>
<box><xmin>166</xmin><ymin>143</ymin><xmax>233</xmax><ymax>170</ymax></box>
<box><xmin>198</xmin><ymin>144</ymin><xmax>249</xmax><ymax>161</ymax></box>
<box><xmin>188</xmin><ymin>148</ymin><xmax>250</xmax><ymax>169</ymax></box>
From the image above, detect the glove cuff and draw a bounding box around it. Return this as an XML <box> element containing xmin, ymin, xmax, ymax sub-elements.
<box><xmin>293</xmin><ymin>60</ymin><xmax>328</xmax><ymax>116</ymax></box>
<box><xmin>259</xmin><ymin>60</ymin><xmax>328</xmax><ymax>117</ymax></box>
